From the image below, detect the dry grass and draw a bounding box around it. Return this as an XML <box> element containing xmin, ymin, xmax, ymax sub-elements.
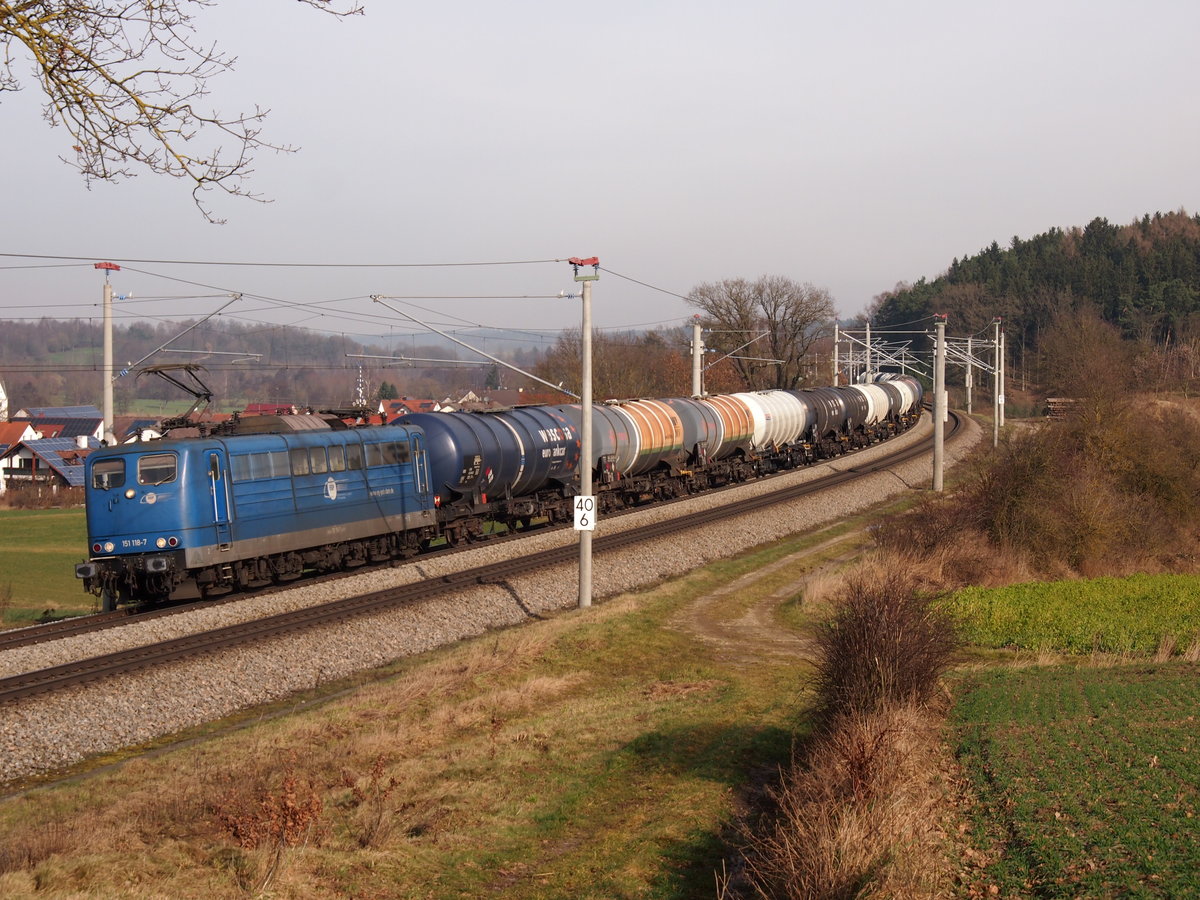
<box><xmin>0</xmin><ymin>626</ymin><xmax>589</xmax><ymax>896</ymax></box>
<box><xmin>1182</xmin><ymin>635</ymin><xmax>1200</xmax><ymax>663</ymax></box>
<box><xmin>741</xmin><ymin>703</ymin><xmax>952</xmax><ymax>900</ymax></box>
<box><xmin>737</xmin><ymin>564</ymin><xmax>960</xmax><ymax>899</ymax></box>
<box><xmin>1154</xmin><ymin>634</ymin><xmax>1179</xmax><ymax>663</ymax></box>
<box><xmin>8</xmin><ymin>584</ymin><xmax>798</xmax><ymax>897</ymax></box>
<box><xmin>873</xmin><ymin>394</ymin><xmax>1200</xmax><ymax>585</ymax></box>
<box><xmin>794</xmin><ymin>569</ymin><xmax>843</xmax><ymax>609</ymax></box>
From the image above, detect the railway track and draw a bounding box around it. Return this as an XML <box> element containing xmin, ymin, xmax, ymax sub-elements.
<box><xmin>0</xmin><ymin>411</ymin><xmax>958</xmax><ymax>706</ymax></box>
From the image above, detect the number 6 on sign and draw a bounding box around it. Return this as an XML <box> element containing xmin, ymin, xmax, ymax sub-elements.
<box><xmin>574</xmin><ymin>495</ymin><xmax>596</xmax><ymax>531</ymax></box>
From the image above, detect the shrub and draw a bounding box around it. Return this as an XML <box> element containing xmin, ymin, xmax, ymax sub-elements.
<box><xmin>808</xmin><ymin>569</ymin><xmax>958</xmax><ymax>731</ymax></box>
<box><xmin>878</xmin><ymin>394</ymin><xmax>1200</xmax><ymax>581</ymax></box>
<box><xmin>211</xmin><ymin>765</ymin><xmax>326</xmax><ymax>892</ymax></box>
<box><xmin>0</xmin><ymin>485</ymin><xmax>84</xmax><ymax>510</ymax></box>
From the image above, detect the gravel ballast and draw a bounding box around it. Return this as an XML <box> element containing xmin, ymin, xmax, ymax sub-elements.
<box><xmin>0</xmin><ymin>413</ymin><xmax>981</xmax><ymax>784</ymax></box>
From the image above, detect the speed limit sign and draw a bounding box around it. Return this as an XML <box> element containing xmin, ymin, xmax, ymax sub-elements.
<box><xmin>573</xmin><ymin>495</ymin><xmax>596</xmax><ymax>531</ymax></box>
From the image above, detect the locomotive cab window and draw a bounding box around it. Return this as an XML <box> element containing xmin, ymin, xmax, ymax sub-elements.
<box><xmin>137</xmin><ymin>453</ymin><xmax>177</xmax><ymax>486</ymax></box>
<box><xmin>310</xmin><ymin>447</ymin><xmax>328</xmax><ymax>474</ymax></box>
<box><xmin>328</xmin><ymin>445</ymin><xmax>346</xmax><ymax>472</ymax></box>
<box><xmin>345</xmin><ymin>444</ymin><xmax>364</xmax><ymax>471</ymax></box>
<box><xmin>92</xmin><ymin>458</ymin><xmax>125</xmax><ymax>490</ymax></box>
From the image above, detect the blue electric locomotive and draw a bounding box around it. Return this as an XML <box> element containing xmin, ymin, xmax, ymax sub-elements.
<box><xmin>75</xmin><ymin>415</ymin><xmax>436</xmax><ymax>609</ymax></box>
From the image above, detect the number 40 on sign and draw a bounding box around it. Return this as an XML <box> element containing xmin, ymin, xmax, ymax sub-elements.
<box><xmin>574</xmin><ymin>495</ymin><xmax>596</xmax><ymax>531</ymax></box>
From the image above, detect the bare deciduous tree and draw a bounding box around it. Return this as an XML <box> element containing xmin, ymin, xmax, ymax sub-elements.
<box><xmin>1</xmin><ymin>0</ymin><xmax>363</xmax><ymax>221</ymax></box>
<box><xmin>688</xmin><ymin>275</ymin><xmax>836</xmax><ymax>390</ymax></box>
<box><xmin>535</xmin><ymin>328</ymin><xmax>695</xmax><ymax>400</ymax></box>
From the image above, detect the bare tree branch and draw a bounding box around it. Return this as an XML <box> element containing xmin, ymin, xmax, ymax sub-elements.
<box><xmin>0</xmin><ymin>0</ymin><xmax>363</xmax><ymax>222</ymax></box>
<box><xmin>688</xmin><ymin>275</ymin><xmax>836</xmax><ymax>390</ymax></box>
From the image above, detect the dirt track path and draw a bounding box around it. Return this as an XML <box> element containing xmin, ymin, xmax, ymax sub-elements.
<box><xmin>669</xmin><ymin>530</ymin><xmax>866</xmax><ymax>667</ymax></box>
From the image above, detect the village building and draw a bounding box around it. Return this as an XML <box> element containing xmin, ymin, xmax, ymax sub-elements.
<box><xmin>0</xmin><ymin>434</ymin><xmax>98</xmax><ymax>496</ymax></box>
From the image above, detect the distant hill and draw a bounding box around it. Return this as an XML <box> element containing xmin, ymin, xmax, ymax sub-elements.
<box><xmin>870</xmin><ymin>210</ymin><xmax>1200</xmax><ymax>356</ymax></box>
<box><xmin>0</xmin><ymin>318</ymin><xmax>554</xmax><ymax>414</ymax></box>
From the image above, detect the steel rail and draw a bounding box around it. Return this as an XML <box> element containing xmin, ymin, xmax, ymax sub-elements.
<box><xmin>1</xmin><ymin>412</ymin><xmax>936</xmax><ymax>653</ymax></box>
<box><xmin>0</xmin><ymin>411</ymin><xmax>958</xmax><ymax>704</ymax></box>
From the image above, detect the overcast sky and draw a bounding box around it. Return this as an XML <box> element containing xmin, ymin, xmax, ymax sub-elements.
<box><xmin>1</xmin><ymin>0</ymin><xmax>1197</xmax><ymax>355</ymax></box>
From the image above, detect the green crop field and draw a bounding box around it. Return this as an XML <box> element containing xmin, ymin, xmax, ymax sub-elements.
<box><xmin>0</xmin><ymin>508</ymin><xmax>94</xmax><ymax>625</ymax></box>
<box><xmin>943</xmin><ymin>574</ymin><xmax>1200</xmax><ymax>655</ymax></box>
<box><xmin>947</xmin><ymin>572</ymin><xmax>1200</xmax><ymax>896</ymax></box>
<box><xmin>952</xmin><ymin>662</ymin><xmax>1200</xmax><ymax>897</ymax></box>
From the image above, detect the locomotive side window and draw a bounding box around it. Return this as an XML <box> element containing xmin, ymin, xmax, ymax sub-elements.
<box><xmin>290</xmin><ymin>447</ymin><xmax>310</xmax><ymax>476</ymax></box>
<box><xmin>137</xmin><ymin>453</ymin><xmax>177</xmax><ymax>486</ymax></box>
<box><xmin>268</xmin><ymin>450</ymin><xmax>289</xmax><ymax>477</ymax></box>
<box><xmin>92</xmin><ymin>458</ymin><xmax>125</xmax><ymax>490</ymax></box>
<box><xmin>383</xmin><ymin>441</ymin><xmax>411</xmax><ymax>465</ymax></box>
<box><xmin>231</xmin><ymin>454</ymin><xmax>252</xmax><ymax>482</ymax></box>
<box><xmin>329</xmin><ymin>445</ymin><xmax>346</xmax><ymax>472</ymax></box>
<box><xmin>365</xmin><ymin>443</ymin><xmax>385</xmax><ymax>468</ymax></box>
<box><xmin>310</xmin><ymin>447</ymin><xmax>329</xmax><ymax>475</ymax></box>
<box><xmin>345</xmin><ymin>444</ymin><xmax>364</xmax><ymax>471</ymax></box>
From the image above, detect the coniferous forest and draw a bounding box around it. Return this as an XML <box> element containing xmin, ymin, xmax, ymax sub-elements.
<box><xmin>869</xmin><ymin>210</ymin><xmax>1200</xmax><ymax>360</ymax></box>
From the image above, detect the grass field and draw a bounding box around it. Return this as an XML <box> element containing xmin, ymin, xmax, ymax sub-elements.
<box><xmin>0</xmin><ymin>530</ymin><xmax>836</xmax><ymax>898</ymax></box>
<box><xmin>946</xmin><ymin>574</ymin><xmax>1200</xmax><ymax>897</ymax></box>
<box><xmin>951</xmin><ymin>662</ymin><xmax>1200</xmax><ymax>897</ymax></box>
<box><xmin>943</xmin><ymin>574</ymin><xmax>1200</xmax><ymax>655</ymax></box>
<box><xmin>0</xmin><ymin>508</ymin><xmax>94</xmax><ymax>626</ymax></box>
<box><xmin>6</xmin><ymin>499</ymin><xmax>1200</xmax><ymax>896</ymax></box>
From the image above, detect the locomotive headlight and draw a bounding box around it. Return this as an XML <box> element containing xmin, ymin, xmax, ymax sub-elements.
<box><xmin>103</xmin><ymin>542</ymin><xmax>115</xmax><ymax>553</ymax></box>
<box><xmin>125</xmin><ymin>488</ymin><xmax>136</xmax><ymax>499</ymax></box>
<box><xmin>156</xmin><ymin>537</ymin><xmax>167</xmax><ymax>549</ymax></box>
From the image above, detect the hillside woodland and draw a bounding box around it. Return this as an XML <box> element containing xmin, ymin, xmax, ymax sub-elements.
<box><xmin>869</xmin><ymin>210</ymin><xmax>1200</xmax><ymax>393</ymax></box>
